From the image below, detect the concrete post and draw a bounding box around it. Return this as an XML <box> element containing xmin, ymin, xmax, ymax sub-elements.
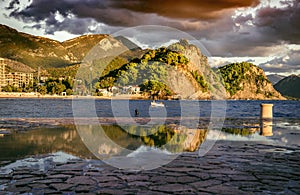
<box><xmin>260</xmin><ymin>104</ymin><xmax>273</xmax><ymax>136</ymax></box>
<box><xmin>260</xmin><ymin>104</ymin><xmax>273</xmax><ymax>119</ymax></box>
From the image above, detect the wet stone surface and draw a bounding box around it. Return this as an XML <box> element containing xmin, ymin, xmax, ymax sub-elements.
<box><xmin>0</xmin><ymin>141</ymin><xmax>300</xmax><ymax>194</ymax></box>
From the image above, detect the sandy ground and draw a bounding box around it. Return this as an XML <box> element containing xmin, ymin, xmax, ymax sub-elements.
<box><xmin>0</xmin><ymin>92</ymin><xmax>145</xmax><ymax>100</ymax></box>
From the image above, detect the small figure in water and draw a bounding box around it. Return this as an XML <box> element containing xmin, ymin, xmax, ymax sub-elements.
<box><xmin>135</xmin><ymin>109</ymin><xmax>139</xmax><ymax>117</ymax></box>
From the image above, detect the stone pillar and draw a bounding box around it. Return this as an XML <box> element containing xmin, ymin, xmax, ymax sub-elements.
<box><xmin>260</xmin><ymin>104</ymin><xmax>273</xmax><ymax>119</ymax></box>
<box><xmin>260</xmin><ymin>104</ymin><xmax>273</xmax><ymax>136</ymax></box>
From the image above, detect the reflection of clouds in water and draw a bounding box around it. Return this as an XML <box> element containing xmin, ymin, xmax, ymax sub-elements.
<box><xmin>212</xmin><ymin>130</ymin><xmax>270</xmax><ymax>142</ymax></box>
<box><xmin>277</xmin><ymin>131</ymin><xmax>283</xmax><ymax>136</ymax></box>
<box><xmin>0</xmin><ymin>152</ymin><xmax>79</xmax><ymax>174</ymax></box>
<box><xmin>276</xmin><ymin>122</ymin><xmax>300</xmax><ymax>131</ymax></box>
<box><xmin>281</xmin><ymin>137</ymin><xmax>288</xmax><ymax>143</ymax></box>
<box><xmin>98</xmin><ymin>143</ymin><xmax>119</xmax><ymax>155</ymax></box>
<box><xmin>127</xmin><ymin>146</ymin><xmax>172</xmax><ymax>157</ymax></box>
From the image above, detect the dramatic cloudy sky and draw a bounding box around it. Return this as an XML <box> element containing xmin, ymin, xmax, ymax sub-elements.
<box><xmin>0</xmin><ymin>0</ymin><xmax>299</xmax><ymax>75</ymax></box>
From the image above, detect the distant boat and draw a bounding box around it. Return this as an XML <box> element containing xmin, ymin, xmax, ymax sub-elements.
<box><xmin>151</xmin><ymin>101</ymin><xmax>165</xmax><ymax>107</ymax></box>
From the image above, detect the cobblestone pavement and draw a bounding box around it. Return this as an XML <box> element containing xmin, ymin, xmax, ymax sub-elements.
<box><xmin>0</xmin><ymin>141</ymin><xmax>300</xmax><ymax>194</ymax></box>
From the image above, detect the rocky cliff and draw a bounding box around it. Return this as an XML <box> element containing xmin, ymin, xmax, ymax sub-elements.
<box><xmin>218</xmin><ymin>62</ymin><xmax>285</xmax><ymax>100</ymax></box>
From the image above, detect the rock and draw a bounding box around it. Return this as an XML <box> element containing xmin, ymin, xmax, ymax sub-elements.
<box><xmin>50</xmin><ymin>183</ymin><xmax>74</xmax><ymax>191</ymax></box>
<box><xmin>67</xmin><ymin>176</ymin><xmax>96</xmax><ymax>185</ymax></box>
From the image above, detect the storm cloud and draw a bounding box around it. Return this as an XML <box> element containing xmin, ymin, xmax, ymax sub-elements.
<box><xmin>199</xmin><ymin>0</ymin><xmax>300</xmax><ymax>58</ymax></box>
<box><xmin>260</xmin><ymin>49</ymin><xmax>300</xmax><ymax>74</ymax></box>
<box><xmin>7</xmin><ymin>0</ymin><xmax>259</xmax><ymax>26</ymax></box>
<box><xmin>2</xmin><ymin>0</ymin><xmax>300</xmax><ymax>74</ymax></box>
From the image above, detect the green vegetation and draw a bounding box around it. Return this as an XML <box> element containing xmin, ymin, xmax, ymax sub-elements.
<box><xmin>1</xmin><ymin>78</ymin><xmax>73</xmax><ymax>95</ymax></box>
<box><xmin>47</xmin><ymin>64</ymin><xmax>80</xmax><ymax>78</ymax></box>
<box><xmin>96</xmin><ymin>47</ymin><xmax>189</xmax><ymax>97</ymax></box>
<box><xmin>191</xmin><ymin>70</ymin><xmax>208</xmax><ymax>91</ymax></box>
<box><xmin>42</xmin><ymin>78</ymin><xmax>74</xmax><ymax>95</ymax></box>
<box><xmin>140</xmin><ymin>80</ymin><xmax>173</xmax><ymax>98</ymax></box>
<box><xmin>140</xmin><ymin>47</ymin><xmax>189</xmax><ymax>66</ymax></box>
<box><xmin>2</xmin><ymin>81</ymin><xmax>37</xmax><ymax>93</ymax></box>
<box><xmin>218</xmin><ymin>62</ymin><xmax>272</xmax><ymax>96</ymax></box>
<box><xmin>218</xmin><ymin>62</ymin><xmax>252</xmax><ymax>95</ymax></box>
<box><xmin>168</xmin><ymin>39</ymin><xmax>190</xmax><ymax>53</ymax></box>
<box><xmin>98</xmin><ymin>57</ymin><xmax>128</xmax><ymax>77</ymax></box>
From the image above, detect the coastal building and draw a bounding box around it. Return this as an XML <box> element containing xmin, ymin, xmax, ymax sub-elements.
<box><xmin>0</xmin><ymin>57</ymin><xmax>34</xmax><ymax>89</ymax></box>
<box><xmin>0</xmin><ymin>62</ymin><xmax>5</xmax><ymax>91</ymax></box>
<box><xmin>131</xmin><ymin>86</ymin><xmax>140</xmax><ymax>94</ymax></box>
<box><xmin>120</xmin><ymin>86</ymin><xmax>141</xmax><ymax>94</ymax></box>
<box><xmin>6</xmin><ymin>72</ymin><xmax>34</xmax><ymax>88</ymax></box>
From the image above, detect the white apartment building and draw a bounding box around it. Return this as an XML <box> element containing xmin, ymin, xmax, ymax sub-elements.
<box><xmin>0</xmin><ymin>58</ymin><xmax>34</xmax><ymax>90</ymax></box>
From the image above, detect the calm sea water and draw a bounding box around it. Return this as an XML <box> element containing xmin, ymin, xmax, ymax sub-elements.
<box><xmin>0</xmin><ymin>98</ymin><xmax>299</xmax><ymax>118</ymax></box>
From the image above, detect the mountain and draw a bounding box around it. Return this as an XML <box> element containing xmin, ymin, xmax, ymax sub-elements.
<box><xmin>274</xmin><ymin>74</ymin><xmax>300</xmax><ymax>98</ymax></box>
<box><xmin>0</xmin><ymin>24</ymin><xmax>75</xmax><ymax>69</ymax></box>
<box><xmin>95</xmin><ymin>40</ymin><xmax>215</xmax><ymax>99</ymax></box>
<box><xmin>0</xmin><ymin>57</ymin><xmax>35</xmax><ymax>73</ymax></box>
<box><xmin>61</xmin><ymin>34</ymin><xmax>109</xmax><ymax>60</ymax></box>
<box><xmin>0</xmin><ymin>24</ymin><xmax>137</xmax><ymax>70</ymax></box>
<box><xmin>114</xmin><ymin>36</ymin><xmax>141</xmax><ymax>50</ymax></box>
<box><xmin>218</xmin><ymin>62</ymin><xmax>285</xmax><ymax>100</ymax></box>
<box><xmin>0</xmin><ymin>24</ymin><xmax>286</xmax><ymax>100</ymax></box>
<box><xmin>267</xmin><ymin>74</ymin><xmax>285</xmax><ymax>85</ymax></box>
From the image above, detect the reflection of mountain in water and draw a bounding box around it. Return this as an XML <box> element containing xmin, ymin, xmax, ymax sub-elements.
<box><xmin>119</xmin><ymin>125</ymin><xmax>208</xmax><ymax>153</ymax></box>
<box><xmin>221</xmin><ymin>120</ymin><xmax>273</xmax><ymax>137</ymax></box>
<box><xmin>0</xmin><ymin>126</ymin><xmax>95</xmax><ymax>162</ymax></box>
<box><xmin>0</xmin><ymin>121</ymin><xmax>275</xmax><ymax>164</ymax></box>
<box><xmin>77</xmin><ymin>124</ymin><xmax>208</xmax><ymax>159</ymax></box>
<box><xmin>221</xmin><ymin>127</ymin><xmax>257</xmax><ymax>136</ymax></box>
<box><xmin>0</xmin><ymin>124</ymin><xmax>208</xmax><ymax>163</ymax></box>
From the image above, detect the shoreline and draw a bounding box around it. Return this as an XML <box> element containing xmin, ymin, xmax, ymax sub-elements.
<box><xmin>0</xmin><ymin>92</ymin><xmax>296</xmax><ymax>100</ymax></box>
<box><xmin>0</xmin><ymin>92</ymin><xmax>147</xmax><ymax>100</ymax></box>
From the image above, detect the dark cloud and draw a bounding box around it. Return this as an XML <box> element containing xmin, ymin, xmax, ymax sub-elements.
<box><xmin>45</xmin><ymin>18</ymin><xmax>97</xmax><ymax>35</ymax></box>
<box><xmin>7</xmin><ymin>0</ymin><xmax>259</xmax><ymax>29</ymax></box>
<box><xmin>259</xmin><ymin>50</ymin><xmax>300</xmax><ymax>74</ymax></box>
<box><xmin>235</xmin><ymin>0</ymin><xmax>300</xmax><ymax>45</ymax></box>
<box><xmin>234</xmin><ymin>14</ymin><xmax>253</xmax><ymax>25</ymax></box>
<box><xmin>201</xmin><ymin>32</ymin><xmax>281</xmax><ymax>57</ymax></box>
<box><xmin>5</xmin><ymin>0</ymin><xmax>19</xmax><ymax>10</ymax></box>
<box><xmin>109</xmin><ymin>0</ymin><xmax>259</xmax><ymax>20</ymax></box>
<box><xmin>4</xmin><ymin>0</ymin><xmax>300</xmax><ymax>65</ymax></box>
<box><xmin>202</xmin><ymin>0</ymin><xmax>300</xmax><ymax>57</ymax></box>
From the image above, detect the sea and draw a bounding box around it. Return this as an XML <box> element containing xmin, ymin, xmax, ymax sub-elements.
<box><xmin>0</xmin><ymin>98</ymin><xmax>299</xmax><ymax>118</ymax></box>
<box><xmin>0</xmin><ymin>99</ymin><xmax>299</xmax><ymax>170</ymax></box>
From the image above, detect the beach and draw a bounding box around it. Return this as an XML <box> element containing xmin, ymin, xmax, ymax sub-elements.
<box><xmin>0</xmin><ymin>92</ymin><xmax>146</xmax><ymax>100</ymax></box>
